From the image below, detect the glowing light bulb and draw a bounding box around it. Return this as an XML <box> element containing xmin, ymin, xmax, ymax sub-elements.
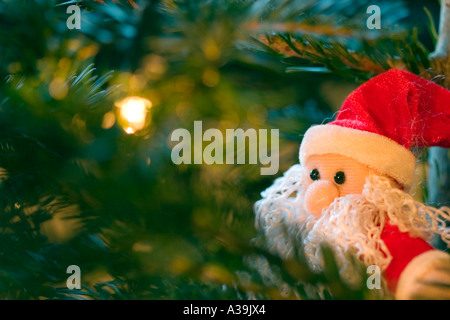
<box><xmin>115</xmin><ymin>96</ymin><xmax>152</xmax><ymax>134</ymax></box>
<box><xmin>125</xmin><ymin>127</ymin><xmax>135</xmax><ymax>134</ymax></box>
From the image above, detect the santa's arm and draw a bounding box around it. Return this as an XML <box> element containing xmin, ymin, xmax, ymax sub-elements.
<box><xmin>381</xmin><ymin>224</ymin><xmax>450</xmax><ymax>299</ymax></box>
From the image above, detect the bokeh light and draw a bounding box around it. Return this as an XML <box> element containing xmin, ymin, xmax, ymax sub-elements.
<box><xmin>115</xmin><ymin>96</ymin><xmax>152</xmax><ymax>134</ymax></box>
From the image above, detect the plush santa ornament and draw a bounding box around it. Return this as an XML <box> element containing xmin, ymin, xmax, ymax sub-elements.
<box><xmin>254</xmin><ymin>69</ymin><xmax>450</xmax><ymax>299</ymax></box>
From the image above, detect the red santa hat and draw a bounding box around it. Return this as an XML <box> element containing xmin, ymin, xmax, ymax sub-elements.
<box><xmin>299</xmin><ymin>69</ymin><xmax>450</xmax><ymax>189</ymax></box>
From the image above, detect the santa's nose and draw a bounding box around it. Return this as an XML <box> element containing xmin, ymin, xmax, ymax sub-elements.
<box><xmin>304</xmin><ymin>180</ymin><xmax>339</xmax><ymax>217</ymax></box>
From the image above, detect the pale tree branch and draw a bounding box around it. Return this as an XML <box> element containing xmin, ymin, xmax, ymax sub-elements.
<box><xmin>430</xmin><ymin>0</ymin><xmax>450</xmax><ymax>59</ymax></box>
<box><xmin>429</xmin><ymin>0</ymin><xmax>450</xmax><ymax>88</ymax></box>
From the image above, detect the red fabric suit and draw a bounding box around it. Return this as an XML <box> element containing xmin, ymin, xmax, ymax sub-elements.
<box><xmin>381</xmin><ymin>223</ymin><xmax>433</xmax><ymax>292</ymax></box>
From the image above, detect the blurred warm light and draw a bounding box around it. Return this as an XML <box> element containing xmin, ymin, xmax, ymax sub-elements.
<box><xmin>170</xmin><ymin>256</ymin><xmax>192</xmax><ymax>274</ymax></box>
<box><xmin>143</xmin><ymin>54</ymin><xmax>168</xmax><ymax>76</ymax></box>
<box><xmin>202</xmin><ymin>67</ymin><xmax>220</xmax><ymax>87</ymax></box>
<box><xmin>219</xmin><ymin>111</ymin><xmax>240</xmax><ymax>130</ymax></box>
<box><xmin>132</xmin><ymin>241</ymin><xmax>153</xmax><ymax>253</ymax></box>
<box><xmin>115</xmin><ymin>96</ymin><xmax>152</xmax><ymax>134</ymax></box>
<box><xmin>40</xmin><ymin>199</ymin><xmax>81</xmax><ymax>243</ymax></box>
<box><xmin>125</xmin><ymin>127</ymin><xmax>136</xmax><ymax>134</ymax></box>
<box><xmin>78</xmin><ymin>44</ymin><xmax>99</xmax><ymax>60</ymax></box>
<box><xmin>120</xmin><ymin>98</ymin><xmax>148</xmax><ymax>122</ymax></box>
<box><xmin>7</xmin><ymin>62</ymin><xmax>22</xmax><ymax>74</ymax></box>
<box><xmin>101</xmin><ymin>111</ymin><xmax>116</xmax><ymax>129</ymax></box>
<box><xmin>175</xmin><ymin>101</ymin><xmax>190</xmax><ymax>119</ymax></box>
<box><xmin>129</xmin><ymin>75</ymin><xmax>145</xmax><ymax>92</ymax></box>
<box><xmin>67</xmin><ymin>39</ymin><xmax>82</xmax><ymax>52</ymax></box>
<box><xmin>0</xmin><ymin>167</ymin><xmax>8</xmax><ymax>183</ymax></box>
<box><xmin>203</xmin><ymin>38</ymin><xmax>221</xmax><ymax>61</ymax></box>
<box><xmin>201</xmin><ymin>263</ymin><xmax>233</xmax><ymax>284</ymax></box>
<box><xmin>57</xmin><ymin>58</ymin><xmax>71</xmax><ymax>71</ymax></box>
<box><xmin>49</xmin><ymin>77</ymin><xmax>68</xmax><ymax>100</ymax></box>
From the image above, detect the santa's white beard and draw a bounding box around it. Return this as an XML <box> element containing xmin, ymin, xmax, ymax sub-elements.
<box><xmin>254</xmin><ymin>164</ymin><xmax>450</xmax><ymax>288</ymax></box>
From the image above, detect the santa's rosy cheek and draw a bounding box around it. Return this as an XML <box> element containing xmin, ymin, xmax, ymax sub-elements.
<box><xmin>336</xmin><ymin>173</ymin><xmax>368</xmax><ymax>196</ymax></box>
<box><xmin>304</xmin><ymin>180</ymin><xmax>339</xmax><ymax>217</ymax></box>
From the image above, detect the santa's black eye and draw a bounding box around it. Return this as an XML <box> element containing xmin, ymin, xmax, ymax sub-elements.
<box><xmin>334</xmin><ymin>171</ymin><xmax>346</xmax><ymax>184</ymax></box>
<box><xmin>310</xmin><ymin>169</ymin><xmax>320</xmax><ymax>181</ymax></box>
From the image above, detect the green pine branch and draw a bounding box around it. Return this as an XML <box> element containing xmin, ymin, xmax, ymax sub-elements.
<box><xmin>246</xmin><ymin>0</ymin><xmax>436</xmax><ymax>80</ymax></box>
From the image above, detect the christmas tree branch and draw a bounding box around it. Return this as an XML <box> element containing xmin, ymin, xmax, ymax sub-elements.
<box><xmin>255</xmin><ymin>33</ymin><xmax>387</xmax><ymax>74</ymax></box>
<box><xmin>247</xmin><ymin>21</ymin><xmax>362</xmax><ymax>38</ymax></box>
<box><xmin>247</xmin><ymin>0</ymin><xmax>430</xmax><ymax>80</ymax></box>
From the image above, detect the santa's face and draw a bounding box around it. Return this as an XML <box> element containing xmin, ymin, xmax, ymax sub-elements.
<box><xmin>302</xmin><ymin>154</ymin><xmax>378</xmax><ymax>217</ymax></box>
<box><xmin>254</xmin><ymin>154</ymin><xmax>405</xmax><ymax>282</ymax></box>
<box><xmin>254</xmin><ymin>151</ymin><xmax>447</xmax><ymax>287</ymax></box>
